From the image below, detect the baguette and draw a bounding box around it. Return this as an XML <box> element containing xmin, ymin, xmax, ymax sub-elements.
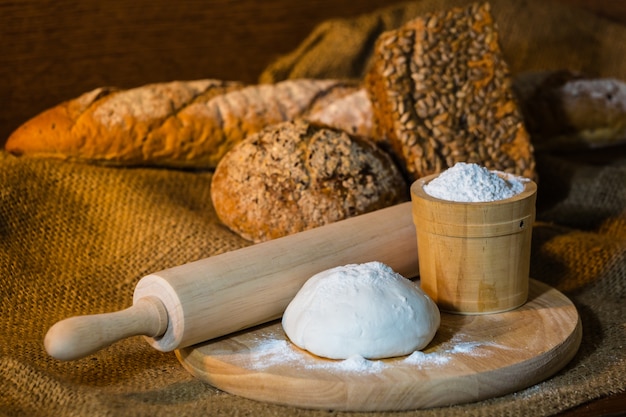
<box><xmin>304</xmin><ymin>87</ymin><xmax>374</xmax><ymax>138</ymax></box>
<box><xmin>5</xmin><ymin>78</ymin><xmax>368</xmax><ymax>169</ymax></box>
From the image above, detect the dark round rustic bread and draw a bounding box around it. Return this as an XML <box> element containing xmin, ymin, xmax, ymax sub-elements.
<box><xmin>211</xmin><ymin>119</ymin><xmax>408</xmax><ymax>242</ymax></box>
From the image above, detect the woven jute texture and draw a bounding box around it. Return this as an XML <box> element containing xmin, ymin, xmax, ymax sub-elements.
<box><xmin>2</xmin><ymin>0</ymin><xmax>625</xmax><ymax>416</ymax></box>
<box><xmin>260</xmin><ymin>0</ymin><xmax>626</xmax><ymax>83</ymax></box>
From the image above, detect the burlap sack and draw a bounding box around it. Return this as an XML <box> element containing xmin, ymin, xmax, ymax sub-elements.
<box><xmin>260</xmin><ymin>0</ymin><xmax>626</xmax><ymax>83</ymax></box>
<box><xmin>1</xmin><ymin>0</ymin><xmax>625</xmax><ymax>416</ymax></box>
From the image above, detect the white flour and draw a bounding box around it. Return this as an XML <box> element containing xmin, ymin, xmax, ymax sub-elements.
<box><xmin>244</xmin><ymin>330</ymin><xmax>499</xmax><ymax>374</ymax></box>
<box><xmin>423</xmin><ymin>162</ymin><xmax>526</xmax><ymax>202</ymax></box>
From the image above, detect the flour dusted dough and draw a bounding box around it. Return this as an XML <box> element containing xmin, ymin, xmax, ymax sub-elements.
<box><xmin>282</xmin><ymin>262</ymin><xmax>440</xmax><ymax>360</ymax></box>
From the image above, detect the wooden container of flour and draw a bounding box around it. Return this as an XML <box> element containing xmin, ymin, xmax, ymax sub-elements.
<box><xmin>410</xmin><ymin>172</ymin><xmax>537</xmax><ymax>314</ymax></box>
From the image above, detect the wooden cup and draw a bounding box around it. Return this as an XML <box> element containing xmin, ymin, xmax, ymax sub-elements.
<box><xmin>410</xmin><ymin>174</ymin><xmax>537</xmax><ymax>314</ymax></box>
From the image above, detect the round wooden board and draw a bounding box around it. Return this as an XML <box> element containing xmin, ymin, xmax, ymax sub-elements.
<box><xmin>176</xmin><ymin>279</ymin><xmax>582</xmax><ymax>411</ymax></box>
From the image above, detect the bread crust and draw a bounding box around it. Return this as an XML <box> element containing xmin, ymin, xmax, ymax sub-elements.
<box><xmin>5</xmin><ymin>78</ymin><xmax>370</xmax><ymax>169</ymax></box>
<box><xmin>365</xmin><ymin>2</ymin><xmax>535</xmax><ymax>182</ymax></box>
<box><xmin>211</xmin><ymin>119</ymin><xmax>408</xmax><ymax>242</ymax></box>
<box><xmin>513</xmin><ymin>70</ymin><xmax>626</xmax><ymax>150</ymax></box>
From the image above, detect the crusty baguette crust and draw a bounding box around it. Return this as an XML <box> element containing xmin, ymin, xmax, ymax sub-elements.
<box><xmin>211</xmin><ymin>119</ymin><xmax>408</xmax><ymax>242</ymax></box>
<box><xmin>304</xmin><ymin>87</ymin><xmax>374</xmax><ymax>138</ymax></box>
<box><xmin>5</xmin><ymin>78</ymin><xmax>369</xmax><ymax>169</ymax></box>
<box><xmin>5</xmin><ymin>80</ymin><xmax>243</xmax><ymax>166</ymax></box>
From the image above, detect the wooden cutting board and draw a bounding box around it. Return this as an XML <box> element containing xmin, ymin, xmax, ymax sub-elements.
<box><xmin>176</xmin><ymin>279</ymin><xmax>581</xmax><ymax>411</ymax></box>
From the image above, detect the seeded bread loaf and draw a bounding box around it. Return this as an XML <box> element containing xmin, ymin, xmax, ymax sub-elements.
<box><xmin>365</xmin><ymin>2</ymin><xmax>535</xmax><ymax>182</ymax></box>
<box><xmin>5</xmin><ymin>78</ymin><xmax>370</xmax><ymax>169</ymax></box>
<box><xmin>211</xmin><ymin>119</ymin><xmax>408</xmax><ymax>242</ymax></box>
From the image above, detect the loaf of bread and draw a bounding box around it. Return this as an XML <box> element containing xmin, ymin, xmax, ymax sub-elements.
<box><xmin>513</xmin><ymin>70</ymin><xmax>626</xmax><ymax>150</ymax></box>
<box><xmin>304</xmin><ymin>87</ymin><xmax>374</xmax><ymax>138</ymax></box>
<box><xmin>364</xmin><ymin>2</ymin><xmax>535</xmax><ymax>182</ymax></box>
<box><xmin>5</xmin><ymin>78</ymin><xmax>371</xmax><ymax>169</ymax></box>
<box><xmin>211</xmin><ymin>119</ymin><xmax>408</xmax><ymax>242</ymax></box>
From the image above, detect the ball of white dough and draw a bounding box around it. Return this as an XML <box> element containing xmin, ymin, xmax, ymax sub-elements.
<box><xmin>282</xmin><ymin>261</ymin><xmax>440</xmax><ymax>360</ymax></box>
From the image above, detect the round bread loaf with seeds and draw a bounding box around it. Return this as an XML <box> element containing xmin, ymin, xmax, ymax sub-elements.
<box><xmin>211</xmin><ymin>119</ymin><xmax>408</xmax><ymax>242</ymax></box>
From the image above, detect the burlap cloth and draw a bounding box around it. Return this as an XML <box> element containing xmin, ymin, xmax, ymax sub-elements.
<box><xmin>1</xmin><ymin>0</ymin><xmax>625</xmax><ymax>416</ymax></box>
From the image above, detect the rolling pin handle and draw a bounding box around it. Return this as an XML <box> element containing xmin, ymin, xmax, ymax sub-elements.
<box><xmin>44</xmin><ymin>296</ymin><xmax>169</xmax><ymax>361</ymax></box>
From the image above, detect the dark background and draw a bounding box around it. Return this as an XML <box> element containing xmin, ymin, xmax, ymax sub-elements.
<box><xmin>2</xmin><ymin>0</ymin><xmax>625</xmax><ymax>146</ymax></box>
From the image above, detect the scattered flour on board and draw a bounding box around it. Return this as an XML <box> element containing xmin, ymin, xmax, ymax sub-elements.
<box><xmin>244</xmin><ymin>337</ymin><xmax>387</xmax><ymax>374</ymax></box>
<box><xmin>244</xmin><ymin>332</ymin><xmax>502</xmax><ymax>374</ymax></box>
<box><xmin>423</xmin><ymin>162</ymin><xmax>527</xmax><ymax>202</ymax></box>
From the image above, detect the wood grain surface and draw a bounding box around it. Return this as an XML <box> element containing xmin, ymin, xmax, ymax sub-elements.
<box><xmin>411</xmin><ymin>176</ymin><xmax>537</xmax><ymax>314</ymax></box>
<box><xmin>177</xmin><ymin>279</ymin><xmax>581</xmax><ymax>411</ymax></box>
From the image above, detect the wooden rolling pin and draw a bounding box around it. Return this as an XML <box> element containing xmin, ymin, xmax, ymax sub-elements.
<box><xmin>45</xmin><ymin>202</ymin><xmax>418</xmax><ymax>361</ymax></box>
